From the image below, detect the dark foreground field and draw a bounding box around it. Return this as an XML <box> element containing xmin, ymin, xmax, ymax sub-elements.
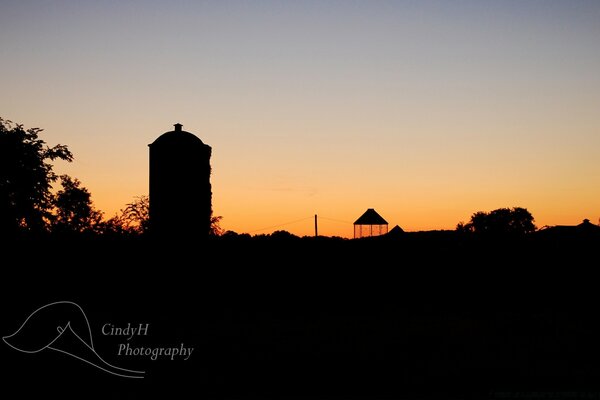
<box><xmin>2</xmin><ymin>232</ymin><xmax>600</xmax><ymax>399</ymax></box>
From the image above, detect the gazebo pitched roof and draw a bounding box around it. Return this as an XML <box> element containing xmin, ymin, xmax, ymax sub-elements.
<box><xmin>354</xmin><ymin>208</ymin><xmax>388</xmax><ymax>225</ymax></box>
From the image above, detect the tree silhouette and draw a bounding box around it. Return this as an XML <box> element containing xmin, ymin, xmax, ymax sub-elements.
<box><xmin>98</xmin><ymin>195</ymin><xmax>150</xmax><ymax>236</ymax></box>
<box><xmin>458</xmin><ymin>207</ymin><xmax>536</xmax><ymax>235</ymax></box>
<box><xmin>0</xmin><ymin>118</ymin><xmax>73</xmax><ymax>235</ymax></box>
<box><xmin>102</xmin><ymin>195</ymin><xmax>220</xmax><ymax>237</ymax></box>
<box><xmin>96</xmin><ymin>194</ymin><xmax>222</xmax><ymax>237</ymax></box>
<box><xmin>122</xmin><ymin>195</ymin><xmax>150</xmax><ymax>234</ymax></box>
<box><xmin>210</xmin><ymin>215</ymin><xmax>224</xmax><ymax>236</ymax></box>
<box><xmin>52</xmin><ymin>175</ymin><xmax>102</xmax><ymax>234</ymax></box>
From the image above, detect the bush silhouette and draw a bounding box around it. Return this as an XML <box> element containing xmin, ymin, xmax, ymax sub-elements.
<box><xmin>457</xmin><ymin>207</ymin><xmax>536</xmax><ymax>236</ymax></box>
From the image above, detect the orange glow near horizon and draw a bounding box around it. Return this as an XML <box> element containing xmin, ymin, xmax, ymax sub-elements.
<box><xmin>38</xmin><ymin>99</ymin><xmax>600</xmax><ymax>238</ymax></box>
<box><xmin>2</xmin><ymin>2</ymin><xmax>599</xmax><ymax>237</ymax></box>
<box><xmin>59</xmin><ymin>146</ymin><xmax>598</xmax><ymax>239</ymax></box>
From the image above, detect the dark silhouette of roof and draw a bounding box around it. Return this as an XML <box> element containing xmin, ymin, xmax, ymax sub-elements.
<box><xmin>354</xmin><ymin>208</ymin><xmax>388</xmax><ymax>225</ymax></box>
<box><xmin>578</xmin><ymin>219</ymin><xmax>600</xmax><ymax>231</ymax></box>
<box><xmin>549</xmin><ymin>219</ymin><xmax>600</xmax><ymax>231</ymax></box>
<box><xmin>387</xmin><ymin>225</ymin><xmax>405</xmax><ymax>235</ymax></box>
<box><xmin>149</xmin><ymin>123</ymin><xmax>205</xmax><ymax>147</ymax></box>
<box><xmin>537</xmin><ymin>219</ymin><xmax>600</xmax><ymax>238</ymax></box>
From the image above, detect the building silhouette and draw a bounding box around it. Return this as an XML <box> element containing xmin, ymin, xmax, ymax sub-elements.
<box><xmin>537</xmin><ymin>218</ymin><xmax>600</xmax><ymax>238</ymax></box>
<box><xmin>148</xmin><ymin>123</ymin><xmax>212</xmax><ymax>238</ymax></box>
<box><xmin>387</xmin><ymin>224</ymin><xmax>405</xmax><ymax>237</ymax></box>
<box><xmin>353</xmin><ymin>208</ymin><xmax>388</xmax><ymax>238</ymax></box>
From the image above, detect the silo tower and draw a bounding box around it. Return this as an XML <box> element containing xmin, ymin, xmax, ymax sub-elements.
<box><xmin>148</xmin><ymin>123</ymin><xmax>212</xmax><ymax>238</ymax></box>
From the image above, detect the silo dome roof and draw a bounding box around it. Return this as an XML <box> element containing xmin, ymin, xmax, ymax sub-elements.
<box><xmin>150</xmin><ymin>123</ymin><xmax>205</xmax><ymax>146</ymax></box>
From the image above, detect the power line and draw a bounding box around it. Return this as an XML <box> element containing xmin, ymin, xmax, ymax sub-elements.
<box><xmin>247</xmin><ymin>216</ymin><xmax>314</xmax><ymax>233</ymax></box>
<box><xmin>247</xmin><ymin>214</ymin><xmax>353</xmax><ymax>234</ymax></box>
<box><xmin>318</xmin><ymin>216</ymin><xmax>353</xmax><ymax>225</ymax></box>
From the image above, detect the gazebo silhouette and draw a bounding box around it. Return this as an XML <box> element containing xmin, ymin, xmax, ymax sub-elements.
<box><xmin>353</xmin><ymin>208</ymin><xmax>388</xmax><ymax>238</ymax></box>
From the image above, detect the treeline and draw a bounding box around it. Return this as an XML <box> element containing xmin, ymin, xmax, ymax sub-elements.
<box><xmin>0</xmin><ymin>118</ymin><xmax>151</xmax><ymax>237</ymax></box>
<box><xmin>2</xmin><ymin>118</ymin><xmax>595</xmax><ymax>241</ymax></box>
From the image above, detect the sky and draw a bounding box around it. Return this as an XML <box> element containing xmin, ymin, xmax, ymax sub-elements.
<box><xmin>1</xmin><ymin>0</ymin><xmax>599</xmax><ymax>237</ymax></box>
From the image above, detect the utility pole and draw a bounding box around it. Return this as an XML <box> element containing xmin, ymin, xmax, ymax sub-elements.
<box><xmin>314</xmin><ymin>214</ymin><xmax>318</xmax><ymax>237</ymax></box>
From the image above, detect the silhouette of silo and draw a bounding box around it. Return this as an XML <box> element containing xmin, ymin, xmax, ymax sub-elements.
<box><xmin>149</xmin><ymin>123</ymin><xmax>212</xmax><ymax>237</ymax></box>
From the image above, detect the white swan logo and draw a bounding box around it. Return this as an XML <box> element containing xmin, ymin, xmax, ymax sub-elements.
<box><xmin>3</xmin><ymin>301</ymin><xmax>145</xmax><ymax>379</ymax></box>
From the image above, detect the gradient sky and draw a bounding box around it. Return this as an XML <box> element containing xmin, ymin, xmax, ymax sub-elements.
<box><xmin>2</xmin><ymin>0</ymin><xmax>599</xmax><ymax>237</ymax></box>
